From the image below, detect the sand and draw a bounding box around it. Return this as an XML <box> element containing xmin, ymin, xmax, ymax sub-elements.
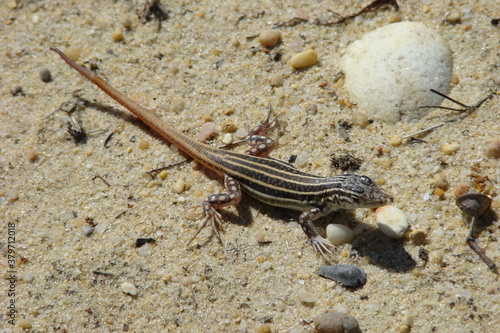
<box><xmin>1</xmin><ymin>1</ymin><xmax>499</xmax><ymax>332</ymax></box>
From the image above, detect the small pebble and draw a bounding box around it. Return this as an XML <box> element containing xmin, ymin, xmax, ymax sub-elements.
<box><xmin>290</xmin><ymin>49</ymin><xmax>318</xmax><ymax>69</ymax></box>
<box><xmin>409</xmin><ymin>229</ymin><xmax>427</xmax><ymax>244</ymax></box>
<box><xmin>259</xmin><ymin>29</ymin><xmax>281</xmax><ymax>47</ymax></box>
<box><xmin>82</xmin><ymin>226</ymin><xmax>95</xmax><ymax>236</ymax></box>
<box><xmin>350</xmin><ymin>110</ymin><xmax>369</xmax><ymax>128</ymax></box>
<box><xmin>270</xmin><ymin>73</ymin><xmax>284</xmax><ymax>87</ymax></box>
<box><xmin>399</xmin><ymin>325</ymin><xmax>411</xmax><ymax>333</ymax></box>
<box><xmin>40</xmin><ymin>68</ymin><xmax>52</xmax><ymax>82</ymax></box>
<box><xmin>318</xmin><ymin>265</ymin><xmax>367</xmax><ymax>287</ymax></box>
<box><xmin>326</xmin><ymin>224</ymin><xmax>354</xmax><ymax>245</ymax></box>
<box><xmin>442</xmin><ymin>143</ymin><xmax>460</xmax><ymax>155</ymax></box>
<box><xmin>26</xmin><ymin>147</ymin><xmax>38</xmax><ymax>162</ymax></box>
<box><xmin>172</xmin><ymin>179</ymin><xmax>186</xmax><ymax>194</ymax></box>
<box><xmin>120</xmin><ymin>281</ymin><xmax>138</xmax><ymax>296</ymax></box>
<box><xmin>295</xmin><ymin>151</ymin><xmax>309</xmax><ymax>167</ymax></box>
<box><xmin>453</xmin><ymin>182</ymin><xmax>469</xmax><ymax>199</ymax></box>
<box><xmin>255</xmin><ymin>324</ymin><xmax>271</xmax><ymax>333</ymax></box>
<box><xmin>138</xmin><ymin>139</ymin><xmax>149</xmax><ymax>150</ymax></box>
<box><xmin>181</xmin><ymin>276</ymin><xmax>193</xmax><ymax>286</ymax></box>
<box><xmin>389</xmin><ymin>135</ymin><xmax>403</xmax><ymax>147</ymax></box>
<box><xmin>483</xmin><ymin>137</ymin><xmax>500</xmax><ymax>158</ymax></box>
<box><xmin>429</xmin><ymin>249</ymin><xmax>444</xmax><ymax>264</ymax></box>
<box><xmin>197</xmin><ymin>122</ymin><xmax>216</xmax><ymax>141</ymax></box>
<box><xmin>375</xmin><ymin>205</ymin><xmax>409</xmax><ymax>238</ymax></box>
<box><xmin>221</xmin><ymin>133</ymin><xmax>233</xmax><ymax>145</ymax></box>
<box><xmin>159</xmin><ymin>170</ymin><xmax>169</xmax><ymax>180</ymax></box>
<box><xmin>296</xmin><ymin>288</ymin><xmax>316</xmax><ymax>305</ymax></box>
<box><xmin>431</xmin><ymin>173</ymin><xmax>449</xmax><ymax>191</ymax></box>
<box><xmin>18</xmin><ymin>319</ymin><xmax>32</xmax><ymax>329</ymax></box>
<box><xmin>5</xmin><ymin>189</ymin><xmax>19</xmax><ymax>203</ymax></box>
<box><xmin>112</xmin><ymin>28</ymin><xmax>124</xmax><ymax>42</ymax></box>
<box><xmin>313</xmin><ymin>312</ymin><xmax>361</xmax><ymax>333</ymax></box>
<box><xmin>65</xmin><ymin>47</ymin><xmax>81</xmax><ymax>62</ymax></box>
<box><xmin>446</xmin><ymin>11</ymin><xmax>462</xmax><ymax>24</ymax></box>
<box><xmin>261</xmin><ymin>261</ymin><xmax>272</xmax><ymax>271</ymax></box>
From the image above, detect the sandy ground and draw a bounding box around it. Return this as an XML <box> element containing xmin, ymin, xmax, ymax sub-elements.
<box><xmin>1</xmin><ymin>0</ymin><xmax>499</xmax><ymax>332</ymax></box>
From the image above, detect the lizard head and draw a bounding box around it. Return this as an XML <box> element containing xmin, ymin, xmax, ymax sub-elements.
<box><xmin>332</xmin><ymin>174</ymin><xmax>393</xmax><ymax>209</ymax></box>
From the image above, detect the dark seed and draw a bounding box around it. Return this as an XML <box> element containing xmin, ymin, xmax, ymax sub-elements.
<box><xmin>318</xmin><ymin>264</ymin><xmax>367</xmax><ymax>287</ymax></box>
<box><xmin>40</xmin><ymin>68</ymin><xmax>52</xmax><ymax>82</ymax></box>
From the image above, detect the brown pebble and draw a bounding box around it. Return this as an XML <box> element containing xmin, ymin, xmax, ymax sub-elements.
<box><xmin>454</xmin><ymin>182</ymin><xmax>469</xmax><ymax>199</ymax></box>
<box><xmin>255</xmin><ymin>323</ymin><xmax>271</xmax><ymax>333</ymax></box>
<box><xmin>484</xmin><ymin>137</ymin><xmax>500</xmax><ymax>158</ymax></box>
<box><xmin>138</xmin><ymin>139</ymin><xmax>149</xmax><ymax>150</ymax></box>
<box><xmin>314</xmin><ymin>312</ymin><xmax>361</xmax><ymax>333</ymax></box>
<box><xmin>259</xmin><ymin>29</ymin><xmax>281</xmax><ymax>47</ymax></box>
<box><xmin>26</xmin><ymin>147</ymin><xmax>38</xmax><ymax>162</ymax></box>
<box><xmin>290</xmin><ymin>49</ymin><xmax>318</xmax><ymax>69</ymax></box>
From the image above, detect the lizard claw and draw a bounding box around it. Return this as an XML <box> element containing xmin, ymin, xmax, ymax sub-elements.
<box><xmin>311</xmin><ymin>235</ymin><xmax>334</xmax><ymax>259</ymax></box>
<box><xmin>186</xmin><ymin>207</ymin><xmax>224</xmax><ymax>246</ymax></box>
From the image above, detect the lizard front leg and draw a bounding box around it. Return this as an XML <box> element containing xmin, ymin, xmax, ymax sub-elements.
<box><xmin>187</xmin><ymin>175</ymin><xmax>242</xmax><ymax>245</ymax></box>
<box><xmin>245</xmin><ymin>107</ymin><xmax>280</xmax><ymax>157</ymax></box>
<box><xmin>299</xmin><ymin>207</ymin><xmax>334</xmax><ymax>257</ymax></box>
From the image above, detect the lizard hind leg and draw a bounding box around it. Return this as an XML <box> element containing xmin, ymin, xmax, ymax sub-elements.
<box><xmin>186</xmin><ymin>175</ymin><xmax>242</xmax><ymax>246</ymax></box>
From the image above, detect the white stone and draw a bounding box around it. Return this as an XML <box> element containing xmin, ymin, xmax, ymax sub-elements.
<box><xmin>341</xmin><ymin>22</ymin><xmax>453</xmax><ymax>123</ymax></box>
<box><xmin>326</xmin><ymin>224</ymin><xmax>354</xmax><ymax>245</ymax></box>
<box><xmin>120</xmin><ymin>281</ymin><xmax>138</xmax><ymax>296</ymax></box>
<box><xmin>375</xmin><ymin>205</ymin><xmax>409</xmax><ymax>238</ymax></box>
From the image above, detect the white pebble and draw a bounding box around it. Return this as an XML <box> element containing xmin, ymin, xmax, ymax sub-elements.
<box><xmin>442</xmin><ymin>143</ymin><xmax>460</xmax><ymax>155</ymax></box>
<box><xmin>261</xmin><ymin>261</ymin><xmax>273</xmax><ymax>271</ymax></box>
<box><xmin>82</xmin><ymin>226</ymin><xmax>95</xmax><ymax>236</ymax></box>
<box><xmin>295</xmin><ymin>151</ymin><xmax>309</xmax><ymax>167</ymax></box>
<box><xmin>137</xmin><ymin>242</ymin><xmax>152</xmax><ymax>256</ymax></box>
<box><xmin>196</xmin><ymin>122</ymin><xmax>216</xmax><ymax>141</ymax></box>
<box><xmin>326</xmin><ymin>224</ymin><xmax>354</xmax><ymax>245</ymax></box>
<box><xmin>120</xmin><ymin>281</ymin><xmax>138</xmax><ymax>296</ymax></box>
<box><xmin>221</xmin><ymin>133</ymin><xmax>233</xmax><ymax>145</ymax></box>
<box><xmin>291</xmin><ymin>49</ymin><xmax>318</xmax><ymax>69</ymax></box>
<box><xmin>341</xmin><ymin>22</ymin><xmax>452</xmax><ymax>123</ymax></box>
<box><xmin>172</xmin><ymin>179</ymin><xmax>186</xmax><ymax>194</ymax></box>
<box><xmin>375</xmin><ymin>205</ymin><xmax>409</xmax><ymax>238</ymax></box>
<box><xmin>297</xmin><ymin>288</ymin><xmax>316</xmax><ymax>305</ymax></box>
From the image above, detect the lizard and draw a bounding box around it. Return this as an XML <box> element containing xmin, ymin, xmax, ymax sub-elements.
<box><xmin>50</xmin><ymin>47</ymin><xmax>393</xmax><ymax>256</ymax></box>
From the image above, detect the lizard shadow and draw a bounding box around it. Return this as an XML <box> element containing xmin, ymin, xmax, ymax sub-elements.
<box><xmin>251</xmin><ymin>202</ymin><xmax>417</xmax><ymax>272</ymax></box>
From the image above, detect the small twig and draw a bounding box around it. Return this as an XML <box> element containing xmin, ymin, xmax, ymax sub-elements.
<box><xmin>92</xmin><ymin>270</ymin><xmax>114</xmax><ymax>276</ymax></box>
<box><xmin>92</xmin><ymin>175</ymin><xmax>111</xmax><ymax>187</ymax></box>
<box><xmin>273</xmin><ymin>17</ymin><xmax>308</xmax><ymax>28</ymax></box>
<box><xmin>467</xmin><ymin>236</ymin><xmax>497</xmax><ymax>272</ymax></box>
<box><xmin>402</xmin><ymin>119</ymin><xmax>456</xmax><ymax>140</ymax></box>
<box><xmin>403</xmin><ymin>89</ymin><xmax>495</xmax><ymax>141</ymax></box>
<box><xmin>419</xmin><ymin>89</ymin><xmax>494</xmax><ymax>112</ymax></box>
<box><xmin>322</xmin><ymin>0</ymin><xmax>399</xmax><ymax>25</ymax></box>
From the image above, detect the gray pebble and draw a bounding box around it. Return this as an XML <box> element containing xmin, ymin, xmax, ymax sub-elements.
<box><xmin>314</xmin><ymin>312</ymin><xmax>361</xmax><ymax>333</ymax></box>
<box><xmin>318</xmin><ymin>265</ymin><xmax>367</xmax><ymax>287</ymax></box>
<box><xmin>40</xmin><ymin>68</ymin><xmax>52</xmax><ymax>82</ymax></box>
<box><xmin>83</xmin><ymin>226</ymin><xmax>95</xmax><ymax>236</ymax></box>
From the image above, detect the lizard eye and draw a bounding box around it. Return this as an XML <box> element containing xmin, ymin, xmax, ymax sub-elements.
<box><xmin>360</xmin><ymin>176</ymin><xmax>373</xmax><ymax>186</ymax></box>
